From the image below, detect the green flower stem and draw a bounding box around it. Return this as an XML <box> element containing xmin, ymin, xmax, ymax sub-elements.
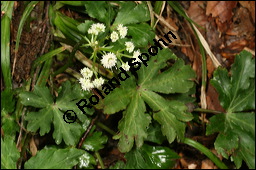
<box><xmin>95</xmin><ymin>151</ymin><xmax>105</xmax><ymax>169</ymax></box>
<box><xmin>119</xmin><ymin>53</ymin><xmax>133</xmax><ymax>58</ymax></box>
<box><xmin>96</xmin><ymin>122</ymin><xmax>116</xmax><ymax>136</ymax></box>
<box><xmin>99</xmin><ymin>47</ymin><xmax>115</xmax><ymax>53</ymax></box>
<box><xmin>183</xmin><ymin>138</ymin><xmax>228</xmax><ymax>169</ymax></box>
<box><xmin>193</xmin><ymin>108</ymin><xmax>223</xmax><ymax>114</ymax></box>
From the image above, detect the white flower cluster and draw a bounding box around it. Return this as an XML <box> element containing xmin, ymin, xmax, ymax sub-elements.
<box><xmin>88</xmin><ymin>23</ymin><xmax>106</xmax><ymax>35</ymax></box>
<box><xmin>125</xmin><ymin>41</ymin><xmax>135</xmax><ymax>53</ymax></box>
<box><xmin>78</xmin><ymin>153</ymin><xmax>90</xmax><ymax>168</ymax></box>
<box><xmin>79</xmin><ymin>67</ymin><xmax>104</xmax><ymax>91</ymax></box>
<box><xmin>133</xmin><ymin>49</ymin><xmax>142</xmax><ymax>62</ymax></box>
<box><xmin>100</xmin><ymin>52</ymin><xmax>117</xmax><ymax>69</ymax></box>
<box><xmin>110</xmin><ymin>24</ymin><xmax>128</xmax><ymax>42</ymax></box>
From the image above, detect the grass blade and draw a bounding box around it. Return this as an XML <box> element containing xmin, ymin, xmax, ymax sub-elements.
<box><xmin>14</xmin><ymin>1</ymin><xmax>39</xmax><ymax>54</ymax></box>
<box><xmin>1</xmin><ymin>1</ymin><xmax>14</xmax><ymax>90</ymax></box>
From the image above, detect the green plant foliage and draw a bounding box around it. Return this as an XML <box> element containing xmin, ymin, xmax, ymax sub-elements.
<box><xmin>19</xmin><ymin>81</ymin><xmax>93</xmax><ymax>145</ymax></box>
<box><xmin>24</xmin><ymin>147</ymin><xmax>86</xmax><ymax>169</ymax></box>
<box><xmin>111</xmin><ymin>144</ymin><xmax>180</xmax><ymax>169</ymax></box>
<box><xmin>113</xmin><ymin>2</ymin><xmax>150</xmax><ymax>25</ymax></box>
<box><xmin>83</xmin><ymin>1</ymin><xmax>115</xmax><ymax>26</ymax></box>
<box><xmin>1</xmin><ymin>135</ymin><xmax>20</xmax><ymax>169</ymax></box>
<box><xmin>82</xmin><ymin>131</ymin><xmax>108</xmax><ymax>151</ymax></box>
<box><xmin>127</xmin><ymin>23</ymin><xmax>154</xmax><ymax>46</ymax></box>
<box><xmin>145</xmin><ymin>122</ymin><xmax>166</xmax><ymax>144</ymax></box>
<box><xmin>207</xmin><ymin>50</ymin><xmax>255</xmax><ymax>169</ymax></box>
<box><xmin>104</xmin><ymin>49</ymin><xmax>196</xmax><ymax>152</ymax></box>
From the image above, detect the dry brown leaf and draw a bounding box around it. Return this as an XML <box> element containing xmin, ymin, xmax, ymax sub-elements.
<box><xmin>29</xmin><ymin>137</ymin><xmax>38</xmax><ymax>156</ymax></box>
<box><xmin>206</xmin><ymin>83</ymin><xmax>226</xmax><ymax>112</ymax></box>
<box><xmin>226</xmin><ymin>7</ymin><xmax>255</xmax><ymax>37</ymax></box>
<box><xmin>187</xmin><ymin>1</ymin><xmax>208</xmax><ymax>27</ymax></box>
<box><xmin>201</xmin><ymin>159</ymin><xmax>217</xmax><ymax>169</ymax></box>
<box><xmin>239</xmin><ymin>1</ymin><xmax>255</xmax><ymax>23</ymax></box>
<box><xmin>206</xmin><ymin>1</ymin><xmax>237</xmax><ymax>23</ymax></box>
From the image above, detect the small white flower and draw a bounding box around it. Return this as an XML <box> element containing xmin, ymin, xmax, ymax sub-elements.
<box><xmin>79</xmin><ymin>153</ymin><xmax>90</xmax><ymax>168</ymax></box>
<box><xmin>101</xmin><ymin>52</ymin><xmax>117</xmax><ymax>69</ymax></box>
<box><xmin>125</xmin><ymin>41</ymin><xmax>134</xmax><ymax>53</ymax></box>
<box><xmin>79</xmin><ymin>78</ymin><xmax>94</xmax><ymax>91</ymax></box>
<box><xmin>121</xmin><ymin>62</ymin><xmax>130</xmax><ymax>71</ymax></box>
<box><xmin>88</xmin><ymin>23</ymin><xmax>106</xmax><ymax>35</ymax></box>
<box><xmin>117</xmin><ymin>24</ymin><xmax>128</xmax><ymax>38</ymax></box>
<box><xmin>92</xmin><ymin>77</ymin><xmax>105</xmax><ymax>88</ymax></box>
<box><xmin>80</xmin><ymin>67</ymin><xmax>93</xmax><ymax>79</ymax></box>
<box><xmin>110</xmin><ymin>31</ymin><xmax>119</xmax><ymax>42</ymax></box>
<box><xmin>133</xmin><ymin>49</ymin><xmax>142</xmax><ymax>62</ymax></box>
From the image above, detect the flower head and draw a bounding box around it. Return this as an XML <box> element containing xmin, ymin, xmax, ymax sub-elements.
<box><xmin>110</xmin><ymin>31</ymin><xmax>119</xmax><ymax>42</ymax></box>
<box><xmin>79</xmin><ymin>153</ymin><xmax>90</xmax><ymax>168</ymax></box>
<box><xmin>133</xmin><ymin>50</ymin><xmax>142</xmax><ymax>62</ymax></box>
<box><xmin>121</xmin><ymin>62</ymin><xmax>130</xmax><ymax>71</ymax></box>
<box><xmin>101</xmin><ymin>52</ymin><xmax>117</xmax><ymax>69</ymax></box>
<box><xmin>125</xmin><ymin>41</ymin><xmax>134</xmax><ymax>53</ymax></box>
<box><xmin>117</xmin><ymin>24</ymin><xmax>128</xmax><ymax>38</ymax></box>
<box><xmin>88</xmin><ymin>23</ymin><xmax>106</xmax><ymax>35</ymax></box>
<box><xmin>92</xmin><ymin>77</ymin><xmax>105</xmax><ymax>88</ymax></box>
<box><xmin>79</xmin><ymin>78</ymin><xmax>94</xmax><ymax>91</ymax></box>
<box><xmin>80</xmin><ymin>67</ymin><xmax>93</xmax><ymax>79</ymax></box>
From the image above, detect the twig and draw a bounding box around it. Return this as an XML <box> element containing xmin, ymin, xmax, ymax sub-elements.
<box><xmin>153</xmin><ymin>1</ymin><xmax>166</xmax><ymax>29</ymax></box>
<box><xmin>16</xmin><ymin>108</ymin><xmax>26</xmax><ymax>148</ymax></box>
<box><xmin>153</xmin><ymin>12</ymin><xmax>178</xmax><ymax>32</ymax></box>
<box><xmin>146</xmin><ymin>1</ymin><xmax>154</xmax><ymax>28</ymax></box>
<box><xmin>77</xmin><ymin>115</ymin><xmax>99</xmax><ymax>149</ymax></box>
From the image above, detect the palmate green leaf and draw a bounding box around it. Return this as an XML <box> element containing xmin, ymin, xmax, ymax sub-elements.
<box><xmin>145</xmin><ymin>122</ymin><xmax>166</xmax><ymax>145</ymax></box>
<box><xmin>104</xmin><ymin>49</ymin><xmax>196</xmax><ymax>152</ymax></box>
<box><xmin>103</xmin><ymin>76</ymin><xmax>136</xmax><ymax>114</ymax></box>
<box><xmin>20</xmin><ymin>81</ymin><xmax>91</xmax><ymax>146</ymax></box>
<box><xmin>24</xmin><ymin>147</ymin><xmax>85</xmax><ymax>169</ymax></box>
<box><xmin>1</xmin><ymin>135</ymin><xmax>20</xmax><ymax>169</ymax></box>
<box><xmin>82</xmin><ymin>131</ymin><xmax>108</xmax><ymax>151</ymax></box>
<box><xmin>127</xmin><ymin>23</ymin><xmax>155</xmax><ymax>47</ymax></box>
<box><xmin>113</xmin><ymin>144</ymin><xmax>179</xmax><ymax>169</ymax></box>
<box><xmin>114</xmin><ymin>92</ymin><xmax>152</xmax><ymax>152</ymax></box>
<box><xmin>20</xmin><ymin>86</ymin><xmax>53</xmax><ymax>108</ymax></box>
<box><xmin>207</xmin><ymin>50</ymin><xmax>255</xmax><ymax>169</ymax></box>
<box><xmin>1</xmin><ymin>89</ymin><xmax>18</xmax><ymax>137</ymax></box>
<box><xmin>113</xmin><ymin>2</ymin><xmax>150</xmax><ymax>25</ymax></box>
<box><xmin>83</xmin><ymin>1</ymin><xmax>115</xmax><ymax>25</ymax></box>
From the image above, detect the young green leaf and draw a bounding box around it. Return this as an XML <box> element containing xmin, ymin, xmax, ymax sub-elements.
<box><xmin>83</xmin><ymin>1</ymin><xmax>115</xmax><ymax>25</ymax></box>
<box><xmin>82</xmin><ymin>131</ymin><xmax>108</xmax><ymax>151</ymax></box>
<box><xmin>113</xmin><ymin>2</ymin><xmax>150</xmax><ymax>25</ymax></box>
<box><xmin>1</xmin><ymin>135</ymin><xmax>20</xmax><ymax>169</ymax></box>
<box><xmin>127</xmin><ymin>23</ymin><xmax>155</xmax><ymax>46</ymax></box>
<box><xmin>20</xmin><ymin>81</ymin><xmax>92</xmax><ymax>145</ymax></box>
<box><xmin>119</xmin><ymin>144</ymin><xmax>179</xmax><ymax>169</ymax></box>
<box><xmin>104</xmin><ymin>49</ymin><xmax>196</xmax><ymax>152</ymax></box>
<box><xmin>207</xmin><ymin>50</ymin><xmax>255</xmax><ymax>169</ymax></box>
<box><xmin>24</xmin><ymin>147</ymin><xmax>86</xmax><ymax>169</ymax></box>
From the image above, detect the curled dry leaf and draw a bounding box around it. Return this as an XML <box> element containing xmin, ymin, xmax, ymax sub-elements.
<box><xmin>206</xmin><ymin>1</ymin><xmax>237</xmax><ymax>23</ymax></box>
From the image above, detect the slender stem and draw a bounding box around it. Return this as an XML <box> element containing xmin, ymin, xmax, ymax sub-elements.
<box><xmin>95</xmin><ymin>151</ymin><xmax>105</xmax><ymax>169</ymax></box>
<box><xmin>183</xmin><ymin>138</ymin><xmax>228</xmax><ymax>169</ymax></box>
<box><xmin>193</xmin><ymin>108</ymin><xmax>223</xmax><ymax>114</ymax></box>
<box><xmin>96</xmin><ymin>122</ymin><xmax>116</xmax><ymax>136</ymax></box>
<box><xmin>77</xmin><ymin>116</ymin><xmax>98</xmax><ymax>149</ymax></box>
